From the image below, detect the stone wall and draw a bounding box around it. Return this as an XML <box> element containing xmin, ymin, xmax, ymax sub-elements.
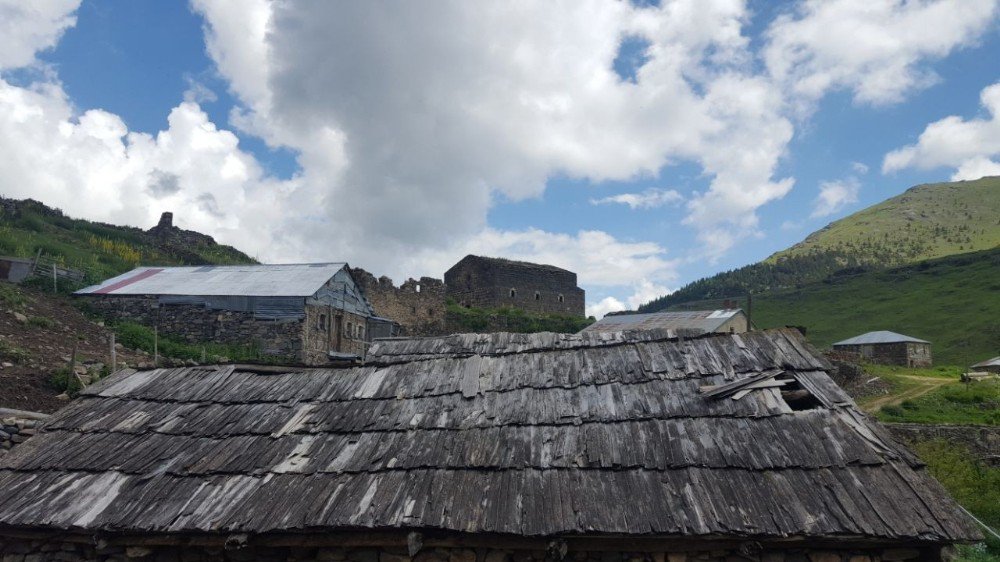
<box><xmin>833</xmin><ymin>342</ymin><xmax>932</xmax><ymax>368</ymax></box>
<box><xmin>352</xmin><ymin>268</ymin><xmax>447</xmax><ymax>336</ymax></box>
<box><xmin>0</xmin><ymin>537</ymin><xmax>945</xmax><ymax>562</ymax></box>
<box><xmin>302</xmin><ymin>304</ymin><xmax>369</xmax><ymax>361</ymax></box>
<box><xmin>0</xmin><ymin>411</ymin><xmax>47</xmax><ymax>458</ymax></box>
<box><xmin>445</xmin><ymin>257</ymin><xmax>585</xmax><ymax>317</ymax></box>
<box><xmin>885</xmin><ymin>423</ymin><xmax>1000</xmax><ymax>465</ymax></box>
<box><xmin>86</xmin><ymin>296</ymin><xmax>309</xmax><ymax>364</ymax></box>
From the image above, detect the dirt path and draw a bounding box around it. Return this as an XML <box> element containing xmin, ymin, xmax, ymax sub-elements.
<box><xmin>863</xmin><ymin>375</ymin><xmax>954</xmax><ymax>412</ymax></box>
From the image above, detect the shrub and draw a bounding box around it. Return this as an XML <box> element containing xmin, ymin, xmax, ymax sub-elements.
<box><xmin>0</xmin><ymin>339</ymin><xmax>30</xmax><ymax>363</ymax></box>
<box><xmin>0</xmin><ymin>283</ymin><xmax>25</xmax><ymax>308</ymax></box>
<box><xmin>49</xmin><ymin>367</ymin><xmax>82</xmax><ymax>395</ymax></box>
<box><xmin>27</xmin><ymin>316</ymin><xmax>55</xmax><ymax>329</ymax></box>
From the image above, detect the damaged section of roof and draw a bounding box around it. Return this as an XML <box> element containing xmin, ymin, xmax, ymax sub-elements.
<box><xmin>0</xmin><ymin>329</ymin><xmax>979</xmax><ymax>542</ymax></box>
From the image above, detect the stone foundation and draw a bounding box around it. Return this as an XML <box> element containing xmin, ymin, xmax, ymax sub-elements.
<box><xmin>885</xmin><ymin>423</ymin><xmax>1000</xmax><ymax>465</ymax></box>
<box><xmin>0</xmin><ymin>413</ymin><xmax>45</xmax><ymax>457</ymax></box>
<box><xmin>0</xmin><ymin>538</ymin><xmax>945</xmax><ymax>562</ymax></box>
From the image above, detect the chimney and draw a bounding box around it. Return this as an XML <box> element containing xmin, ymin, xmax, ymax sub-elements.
<box><xmin>157</xmin><ymin>212</ymin><xmax>173</xmax><ymax>229</ymax></box>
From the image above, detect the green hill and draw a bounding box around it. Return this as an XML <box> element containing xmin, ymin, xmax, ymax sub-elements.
<box><xmin>0</xmin><ymin>198</ymin><xmax>255</xmax><ymax>286</ymax></box>
<box><xmin>771</xmin><ymin>176</ymin><xmax>1000</xmax><ymax>265</ymax></box>
<box><xmin>639</xmin><ymin>177</ymin><xmax>1000</xmax><ymax>313</ymax></box>
<box><xmin>752</xmin><ymin>248</ymin><xmax>1000</xmax><ymax>366</ymax></box>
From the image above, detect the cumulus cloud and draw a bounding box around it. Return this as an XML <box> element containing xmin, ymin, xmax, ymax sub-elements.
<box><xmin>811</xmin><ymin>177</ymin><xmax>860</xmax><ymax>218</ymax></box>
<box><xmin>0</xmin><ymin>0</ymin><xmax>80</xmax><ymax>70</ymax></box>
<box><xmin>590</xmin><ymin>188</ymin><xmax>684</xmax><ymax>209</ymax></box>
<box><xmin>192</xmin><ymin>0</ymin><xmax>795</xmax><ymax>265</ymax></box>
<box><xmin>883</xmin><ymin>82</ymin><xmax>1000</xmax><ymax>180</ymax></box>
<box><xmin>765</xmin><ymin>0</ymin><xmax>999</xmax><ymax>108</ymax></box>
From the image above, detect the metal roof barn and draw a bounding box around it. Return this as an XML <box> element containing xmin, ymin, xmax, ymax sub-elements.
<box><xmin>75</xmin><ymin>263</ymin><xmax>349</xmax><ymax>297</ymax></box>
<box><xmin>833</xmin><ymin>330</ymin><xmax>930</xmax><ymax>346</ymax></box>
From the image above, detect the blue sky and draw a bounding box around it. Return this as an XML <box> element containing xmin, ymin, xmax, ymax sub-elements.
<box><xmin>2</xmin><ymin>1</ymin><xmax>999</xmax><ymax>316</ymax></box>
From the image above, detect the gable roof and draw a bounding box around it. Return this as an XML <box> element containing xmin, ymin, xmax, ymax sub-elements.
<box><xmin>971</xmin><ymin>356</ymin><xmax>1000</xmax><ymax>369</ymax></box>
<box><xmin>0</xmin><ymin>329</ymin><xmax>977</xmax><ymax>542</ymax></box>
<box><xmin>833</xmin><ymin>330</ymin><xmax>930</xmax><ymax>346</ymax></box>
<box><xmin>581</xmin><ymin>309</ymin><xmax>745</xmax><ymax>334</ymax></box>
<box><xmin>74</xmin><ymin>263</ymin><xmax>349</xmax><ymax>297</ymax></box>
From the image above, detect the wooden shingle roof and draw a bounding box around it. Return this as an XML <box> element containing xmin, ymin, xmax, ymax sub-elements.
<box><xmin>0</xmin><ymin>329</ymin><xmax>979</xmax><ymax>542</ymax></box>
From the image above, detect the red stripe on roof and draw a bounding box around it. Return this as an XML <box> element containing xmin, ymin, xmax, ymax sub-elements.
<box><xmin>93</xmin><ymin>268</ymin><xmax>164</xmax><ymax>294</ymax></box>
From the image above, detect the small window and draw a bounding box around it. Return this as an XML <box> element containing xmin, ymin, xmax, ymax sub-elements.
<box><xmin>510</xmin><ymin>288</ymin><xmax>516</xmax><ymax>298</ymax></box>
<box><xmin>415</xmin><ymin>284</ymin><xmax>421</xmax><ymax>293</ymax></box>
<box><xmin>427</xmin><ymin>308</ymin><xmax>434</xmax><ymax>316</ymax></box>
<box><xmin>358</xmin><ymin>325</ymin><xmax>364</xmax><ymax>339</ymax></box>
<box><xmin>558</xmin><ymin>294</ymin><xmax>564</xmax><ymax>303</ymax></box>
<box><xmin>319</xmin><ymin>314</ymin><xmax>327</xmax><ymax>330</ymax></box>
<box><xmin>346</xmin><ymin>322</ymin><xmax>353</xmax><ymax>339</ymax></box>
<box><xmin>411</xmin><ymin>306</ymin><xmax>417</xmax><ymax>314</ymax></box>
<box><xmin>534</xmin><ymin>291</ymin><xmax>540</xmax><ymax>301</ymax></box>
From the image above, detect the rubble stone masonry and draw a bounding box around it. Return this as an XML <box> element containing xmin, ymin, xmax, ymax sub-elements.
<box><xmin>352</xmin><ymin>268</ymin><xmax>447</xmax><ymax>336</ymax></box>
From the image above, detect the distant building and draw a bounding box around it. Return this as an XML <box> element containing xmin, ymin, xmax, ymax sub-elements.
<box><xmin>444</xmin><ymin>255</ymin><xmax>585</xmax><ymax>316</ymax></box>
<box><xmin>832</xmin><ymin>330</ymin><xmax>932</xmax><ymax>368</ymax></box>
<box><xmin>76</xmin><ymin>263</ymin><xmax>394</xmax><ymax>364</ymax></box>
<box><xmin>581</xmin><ymin>308</ymin><xmax>749</xmax><ymax>335</ymax></box>
<box><xmin>0</xmin><ymin>256</ymin><xmax>33</xmax><ymax>283</ymax></box>
<box><xmin>971</xmin><ymin>356</ymin><xmax>1000</xmax><ymax>373</ymax></box>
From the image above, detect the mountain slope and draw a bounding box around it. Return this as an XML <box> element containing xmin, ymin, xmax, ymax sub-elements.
<box><xmin>770</xmin><ymin>176</ymin><xmax>1000</xmax><ymax>265</ymax></box>
<box><xmin>752</xmin><ymin>248</ymin><xmax>1000</xmax><ymax>366</ymax></box>
<box><xmin>0</xmin><ymin>198</ymin><xmax>255</xmax><ymax>286</ymax></box>
<box><xmin>640</xmin><ymin>177</ymin><xmax>1000</xmax><ymax>313</ymax></box>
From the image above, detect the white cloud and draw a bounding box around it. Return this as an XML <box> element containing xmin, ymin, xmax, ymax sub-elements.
<box><xmin>765</xmin><ymin>0</ymin><xmax>999</xmax><ymax>108</ymax></box>
<box><xmin>192</xmin><ymin>0</ymin><xmax>795</xmax><ymax>265</ymax></box>
<box><xmin>850</xmin><ymin>161</ymin><xmax>869</xmax><ymax>175</ymax></box>
<box><xmin>590</xmin><ymin>188</ymin><xmax>683</xmax><ymax>209</ymax></box>
<box><xmin>0</xmin><ymin>0</ymin><xmax>80</xmax><ymax>70</ymax></box>
<box><xmin>811</xmin><ymin>177</ymin><xmax>860</xmax><ymax>218</ymax></box>
<box><xmin>587</xmin><ymin>297</ymin><xmax>627</xmax><ymax>319</ymax></box>
<box><xmin>883</xmin><ymin>82</ymin><xmax>1000</xmax><ymax>180</ymax></box>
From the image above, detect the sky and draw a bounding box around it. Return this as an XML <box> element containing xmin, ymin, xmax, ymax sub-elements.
<box><xmin>1</xmin><ymin>1</ymin><xmax>999</xmax><ymax>318</ymax></box>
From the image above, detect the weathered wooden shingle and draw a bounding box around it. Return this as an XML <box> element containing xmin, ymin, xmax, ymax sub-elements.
<box><xmin>0</xmin><ymin>329</ymin><xmax>979</xmax><ymax>541</ymax></box>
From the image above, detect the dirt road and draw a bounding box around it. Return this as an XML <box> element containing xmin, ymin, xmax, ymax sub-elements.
<box><xmin>862</xmin><ymin>375</ymin><xmax>954</xmax><ymax>412</ymax></box>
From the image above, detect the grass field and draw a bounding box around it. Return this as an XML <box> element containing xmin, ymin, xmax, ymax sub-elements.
<box><xmin>752</xmin><ymin>248</ymin><xmax>1000</xmax><ymax>366</ymax></box>
<box><xmin>854</xmin><ymin>364</ymin><xmax>1000</xmax><ymax>425</ymax></box>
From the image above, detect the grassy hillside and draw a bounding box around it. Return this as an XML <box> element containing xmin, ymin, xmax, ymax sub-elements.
<box><xmin>639</xmin><ymin>177</ymin><xmax>1000</xmax><ymax>313</ymax></box>
<box><xmin>771</xmin><ymin>176</ymin><xmax>1000</xmax><ymax>265</ymax></box>
<box><xmin>0</xmin><ymin>198</ymin><xmax>255</xmax><ymax>286</ymax></box>
<box><xmin>752</xmin><ymin>248</ymin><xmax>1000</xmax><ymax>366</ymax></box>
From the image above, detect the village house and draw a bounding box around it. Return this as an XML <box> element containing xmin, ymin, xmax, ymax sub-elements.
<box><xmin>832</xmin><ymin>330</ymin><xmax>932</xmax><ymax>368</ymax></box>
<box><xmin>970</xmin><ymin>356</ymin><xmax>1000</xmax><ymax>374</ymax></box>
<box><xmin>0</xmin><ymin>329</ymin><xmax>978</xmax><ymax>561</ymax></box>
<box><xmin>75</xmin><ymin>263</ymin><xmax>394</xmax><ymax>364</ymax></box>
<box><xmin>445</xmin><ymin>255</ymin><xmax>585</xmax><ymax>317</ymax></box>
<box><xmin>581</xmin><ymin>308</ymin><xmax>749</xmax><ymax>335</ymax></box>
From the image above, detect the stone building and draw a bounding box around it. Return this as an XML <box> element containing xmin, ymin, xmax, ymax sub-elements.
<box><xmin>0</xmin><ymin>329</ymin><xmax>980</xmax><ymax>561</ymax></box>
<box><xmin>445</xmin><ymin>255</ymin><xmax>585</xmax><ymax>316</ymax></box>
<box><xmin>581</xmin><ymin>308</ymin><xmax>748</xmax><ymax>335</ymax></box>
<box><xmin>832</xmin><ymin>330</ymin><xmax>932</xmax><ymax>368</ymax></box>
<box><xmin>970</xmin><ymin>356</ymin><xmax>1000</xmax><ymax>374</ymax></box>
<box><xmin>76</xmin><ymin>263</ymin><xmax>389</xmax><ymax>365</ymax></box>
<box><xmin>351</xmin><ymin>267</ymin><xmax>446</xmax><ymax>336</ymax></box>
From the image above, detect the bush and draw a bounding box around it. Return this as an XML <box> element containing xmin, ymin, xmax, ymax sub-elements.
<box><xmin>0</xmin><ymin>283</ymin><xmax>25</xmax><ymax>307</ymax></box>
<box><xmin>49</xmin><ymin>367</ymin><xmax>82</xmax><ymax>395</ymax></box>
<box><xmin>0</xmin><ymin>339</ymin><xmax>30</xmax><ymax>363</ymax></box>
<box><xmin>27</xmin><ymin>316</ymin><xmax>55</xmax><ymax>329</ymax></box>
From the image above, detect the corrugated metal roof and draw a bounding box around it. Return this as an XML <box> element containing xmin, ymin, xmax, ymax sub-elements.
<box><xmin>971</xmin><ymin>356</ymin><xmax>1000</xmax><ymax>369</ymax></box>
<box><xmin>833</xmin><ymin>331</ymin><xmax>930</xmax><ymax>346</ymax></box>
<box><xmin>75</xmin><ymin>263</ymin><xmax>348</xmax><ymax>297</ymax></box>
<box><xmin>581</xmin><ymin>309</ymin><xmax>743</xmax><ymax>334</ymax></box>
